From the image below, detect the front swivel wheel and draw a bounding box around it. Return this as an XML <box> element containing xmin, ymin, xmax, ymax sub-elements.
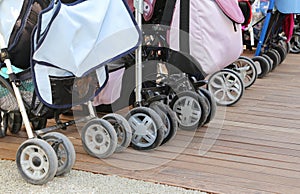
<box><xmin>81</xmin><ymin>118</ymin><xmax>118</xmax><ymax>158</ymax></box>
<box><xmin>16</xmin><ymin>138</ymin><xmax>58</xmax><ymax>185</ymax></box>
<box><xmin>126</xmin><ymin>107</ymin><xmax>165</xmax><ymax>150</ymax></box>
<box><xmin>207</xmin><ymin>69</ymin><xmax>244</xmax><ymax>106</ymax></box>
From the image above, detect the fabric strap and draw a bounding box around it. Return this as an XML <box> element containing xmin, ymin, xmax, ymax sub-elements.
<box><xmin>179</xmin><ymin>0</ymin><xmax>190</xmax><ymax>53</ymax></box>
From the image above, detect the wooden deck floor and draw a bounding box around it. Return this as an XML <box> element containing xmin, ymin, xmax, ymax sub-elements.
<box><xmin>1</xmin><ymin>53</ymin><xmax>300</xmax><ymax>193</ymax></box>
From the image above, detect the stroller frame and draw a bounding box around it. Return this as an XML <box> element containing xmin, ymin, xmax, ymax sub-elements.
<box><xmin>0</xmin><ymin>0</ymin><xmax>137</xmax><ymax>184</ymax></box>
<box><xmin>244</xmin><ymin>0</ymin><xmax>299</xmax><ymax>78</ymax></box>
<box><xmin>0</xmin><ymin>33</ymin><xmax>79</xmax><ymax>184</ymax></box>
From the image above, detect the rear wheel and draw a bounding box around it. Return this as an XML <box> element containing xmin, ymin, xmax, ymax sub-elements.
<box><xmin>252</xmin><ymin>56</ymin><xmax>270</xmax><ymax>78</ymax></box>
<box><xmin>42</xmin><ymin>132</ymin><xmax>76</xmax><ymax>176</ymax></box>
<box><xmin>32</xmin><ymin>118</ymin><xmax>48</xmax><ymax>130</ymax></box>
<box><xmin>102</xmin><ymin>113</ymin><xmax>132</xmax><ymax>152</ymax></box>
<box><xmin>7</xmin><ymin>112</ymin><xmax>22</xmax><ymax>134</ymax></box>
<box><xmin>233</xmin><ymin>56</ymin><xmax>258</xmax><ymax>88</ymax></box>
<box><xmin>149</xmin><ymin>101</ymin><xmax>178</xmax><ymax>145</ymax></box>
<box><xmin>273</xmin><ymin>45</ymin><xmax>287</xmax><ymax>64</ymax></box>
<box><xmin>265</xmin><ymin>49</ymin><xmax>280</xmax><ymax>71</ymax></box>
<box><xmin>198</xmin><ymin>88</ymin><xmax>216</xmax><ymax>124</ymax></box>
<box><xmin>0</xmin><ymin>112</ymin><xmax>8</xmax><ymax>137</ymax></box>
<box><xmin>290</xmin><ymin>32</ymin><xmax>300</xmax><ymax>53</ymax></box>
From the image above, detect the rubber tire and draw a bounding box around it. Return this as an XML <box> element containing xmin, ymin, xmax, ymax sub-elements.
<box><xmin>289</xmin><ymin>32</ymin><xmax>300</xmax><ymax>54</ymax></box>
<box><xmin>81</xmin><ymin>118</ymin><xmax>118</xmax><ymax>158</ymax></box>
<box><xmin>102</xmin><ymin>113</ymin><xmax>132</xmax><ymax>152</ymax></box>
<box><xmin>194</xmin><ymin>91</ymin><xmax>210</xmax><ymax>127</ymax></box>
<box><xmin>7</xmin><ymin>112</ymin><xmax>22</xmax><ymax>134</ymax></box>
<box><xmin>235</xmin><ymin>56</ymin><xmax>258</xmax><ymax>88</ymax></box>
<box><xmin>32</xmin><ymin>118</ymin><xmax>48</xmax><ymax>130</ymax></box>
<box><xmin>126</xmin><ymin>107</ymin><xmax>165</xmax><ymax>150</ymax></box>
<box><xmin>252</xmin><ymin>56</ymin><xmax>270</xmax><ymax>78</ymax></box>
<box><xmin>273</xmin><ymin>45</ymin><xmax>287</xmax><ymax>64</ymax></box>
<box><xmin>207</xmin><ymin>69</ymin><xmax>244</xmax><ymax>106</ymax></box>
<box><xmin>42</xmin><ymin>132</ymin><xmax>76</xmax><ymax>176</ymax></box>
<box><xmin>278</xmin><ymin>39</ymin><xmax>290</xmax><ymax>54</ymax></box>
<box><xmin>0</xmin><ymin>112</ymin><xmax>8</xmax><ymax>138</ymax></box>
<box><xmin>16</xmin><ymin>138</ymin><xmax>58</xmax><ymax>185</ymax></box>
<box><xmin>261</xmin><ymin>54</ymin><xmax>273</xmax><ymax>72</ymax></box>
<box><xmin>198</xmin><ymin>88</ymin><xmax>217</xmax><ymax>125</ymax></box>
<box><xmin>169</xmin><ymin>91</ymin><xmax>204</xmax><ymax>130</ymax></box>
<box><xmin>265</xmin><ymin>49</ymin><xmax>280</xmax><ymax>71</ymax></box>
<box><xmin>149</xmin><ymin>101</ymin><xmax>178</xmax><ymax>145</ymax></box>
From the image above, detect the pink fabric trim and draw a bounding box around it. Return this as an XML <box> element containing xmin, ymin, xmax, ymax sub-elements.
<box><xmin>215</xmin><ymin>0</ymin><xmax>245</xmax><ymax>24</ymax></box>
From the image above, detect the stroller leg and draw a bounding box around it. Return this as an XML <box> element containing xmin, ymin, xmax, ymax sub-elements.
<box><xmin>86</xmin><ymin>101</ymin><xmax>97</xmax><ymax>118</ymax></box>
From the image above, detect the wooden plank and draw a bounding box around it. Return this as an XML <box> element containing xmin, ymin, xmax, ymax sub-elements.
<box><xmin>1</xmin><ymin>53</ymin><xmax>300</xmax><ymax>193</ymax></box>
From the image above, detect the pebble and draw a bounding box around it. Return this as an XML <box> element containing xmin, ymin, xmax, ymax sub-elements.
<box><xmin>0</xmin><ymin>160</ymin><xmax>207</xmax><ymax>194</ymax></box>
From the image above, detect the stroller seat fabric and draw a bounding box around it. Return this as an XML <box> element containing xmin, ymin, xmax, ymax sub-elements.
<box><xmin>169</xmin><ymin>0</ymin><xmax>244</xmax><ymax>75</ymax></box>
<box><xmin>31</xmin><ymin>0</ymin><xmax>140</xmax><ymax>108</ymax></box>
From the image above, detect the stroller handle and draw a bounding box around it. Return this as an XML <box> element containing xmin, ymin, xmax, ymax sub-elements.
<box><xmin>0</xmin><ymin>33</ymin><xmax>6</xmax><ymax>49</ymax></box>
<box><xmin>0</xmin><ymin>33</ymin><xmax>14</xmax><ymax>75</ymax></box>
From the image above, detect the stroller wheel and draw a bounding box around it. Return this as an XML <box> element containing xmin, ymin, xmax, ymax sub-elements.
<box><xmin>289</xmin><ymin>32</ymin><xmax>300</xmax><ymax>54</ymax></box>
<box><xmin>273</xmin><ymin>45</ymin><xmax>287</xmax><ymax>64</ymax></box>
<box><xmin>81</xmin><ymin>118</ymin><xmax>117</xmax><ymax>158</ymax></box>
<box><xmin>252</xmin><ymin>56</ymin><xmax>270</xmax><ymax>78</ymax></box>
<box><xmin>126</xmin><ymin>107</ymin><xmax>164</xmax><ymax>150</ymax></box>
<box><xmin>261</xmin><ymin>54</ymin><xmax>273</xmax><ymax>72</ymax></box>
<box><xmin>149</xmin><ymin>101</ymin><xmax>178</xmax><ymax>145</ymax></box>
<box><xmin>207</xmin><ymin>69</ymin><xmax>244</xmax><ymax>106</ymax></box>
<box><xmin>198</xmin><ymin>88</ymin><xmax>217</xmax><ymax>125</ymax></box>
<box><xmin>7</xmin><ymin>112</ymin><xmax>22</xmax><ymax>134</ymax></box>
<box><xmin>233</xmin><ymin>56</ymin><xmax>258</xmax><ymax>88</ymax></box>
<box><xmin>16</xmin><ymin>138</ymin><xmax>58</xmax><ymax>185</ymax></box>
<box><xmin>170</xmin><ymin>91</ymin><xmax>204</xmax><ymax>130</ymax></box>
<box><xmin>42</xmin><ymin>132</ymin><xmax>76</xmax><ymax>176</ymax></box>
<box><xmin>266</xmin><ymin>49</ymin><xmax>281</xmax><ymax>71</ymax></box>
<box><xmin>0</xmin><ymin>112</ymin><xmax>8</xmax><ymax>137</ymax></box>
<box><xmin>32</xmin><ymin>118</ymin><xmax>47</xmax><ymax>130</ymax></box>
<box><xmin>279</xmin><ymin>39</ymin><xmax>290</xmax><ymax>54</ymax></box>
<box><xmin>102</xmin><ymin>113</ymin><xmax>132</xmax><ymax>152</ymax></box>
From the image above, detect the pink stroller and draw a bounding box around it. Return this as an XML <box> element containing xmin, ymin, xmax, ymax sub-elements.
<box><xmin>103</xmin><ymin>0</ymin><xmax>247</xmax><ymax>132</ymax></box>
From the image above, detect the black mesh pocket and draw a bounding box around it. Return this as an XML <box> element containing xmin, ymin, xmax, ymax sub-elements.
<box><xmin>49</xmin><ymin>74</ymin><xmax>98</xmax><ymax>107</ymax></box>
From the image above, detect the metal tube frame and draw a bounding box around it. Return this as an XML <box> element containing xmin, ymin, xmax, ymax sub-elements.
<box><xmin>255</xmin><ymin>0</ymin><xmax>275</xmax><ymax>56</ymax></box>
<box><xmin>0</xmin><ymin>34</ymin><xmax>34</xmax><ymax>138</ymax></box>
<box><xmin>134</xmin><ymin>0</ymin><xmax>144</xmax><ymax>104</ymax></box>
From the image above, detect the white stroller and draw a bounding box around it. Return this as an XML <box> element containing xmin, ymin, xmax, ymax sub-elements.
<box><xmin>0</xmin><ymin>0</ymin><xmax>140</xmax><ymax>184</ymax></box>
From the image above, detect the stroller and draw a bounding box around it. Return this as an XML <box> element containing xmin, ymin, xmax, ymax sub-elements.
<box><xmin>242</xmin><ymin>0</ymin><xmax>299</xmax><ymax>78</ymax></box>
<box><xmin>96</xmin><ymin>0</ymin><xmax>247</xmax><ymax>132</ymax></box>
<box><xmin>0</xmin><ymin>0</ymin><xmax>140</xmax><ymax>184</ymax></box>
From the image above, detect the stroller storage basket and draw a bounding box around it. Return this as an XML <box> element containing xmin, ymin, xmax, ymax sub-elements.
<box><xmin>0</xmin><ymin>69</ymin><xmax>36</xmax><ymax>111</ymax></box>
<box><xmin>49</xmin><ymin>72</ymin><xmax>99</xmax><ymax>108</ymax></box>
<box><xmin>275</xmin><ymin>0</ymin><xmax>300</xmax><ymax>14</ymax></box>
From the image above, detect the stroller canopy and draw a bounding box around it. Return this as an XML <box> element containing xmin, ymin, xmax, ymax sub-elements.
<box><xmin>31</xmin><ymin>0</ymin><xmax>140</xmax><ymax>107</ymax></box>
<box><xmin>33</xmin><ymin>0</ymin><xmax>140</xmax><ymax>77</ymax></box>
<box><xmin>0</xmin><ymin>0</ymin><xmax>23</xmax><ymax>46</ymax></box>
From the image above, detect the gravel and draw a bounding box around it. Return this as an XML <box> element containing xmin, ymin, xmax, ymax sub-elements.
<box><xmin>0</xmin><ymin>160</ymin><xmax>207</xmax><ymax>194</ymax></box>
